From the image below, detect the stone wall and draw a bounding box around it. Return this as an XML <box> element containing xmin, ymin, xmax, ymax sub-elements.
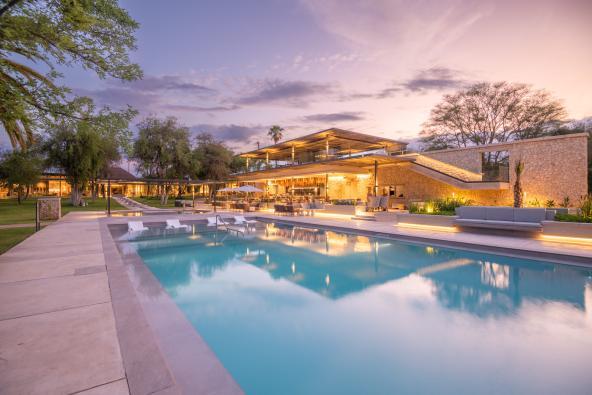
<box><xmin>378</xmin><ymin>163</ymin><xmax>510</xmax><ymax>205</ymax></box>
<box><xmin>380</xmin><ymin>133</ymin><xmax>589</xmax><ymax>207</ymax></box>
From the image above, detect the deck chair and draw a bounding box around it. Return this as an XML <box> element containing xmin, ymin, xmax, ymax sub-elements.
<box><xmin>207</xmin><ymin>217</ymin><xmax>226</xmax><ymax>228</ymax></box>
<box><xmin>234</xmin><ymin>216</ymin><xmax>257</xmax><ymax>226</ymax></box>
<box><xmin>128</xmin><ymin>221</ymin><xmax>148</xmax><ymax>233</ymax></box>
<box><xmin>366</xmin><ymin>196</ymin><xmax>379</xmax><ymax>211</ymax></box>
<box><xmin>165</xmin><ymin>219</ymin><xmax>189</xmax><ymax>230</ymax></box>
<box><xmin>379</xmin><ymin>196</ymin><xmax>389</xmax><ymax>211</ymax></box>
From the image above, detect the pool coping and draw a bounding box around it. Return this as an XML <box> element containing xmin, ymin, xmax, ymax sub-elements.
<box><xmin>98</xmin><ymin>217</ymin><xmax>244</xmax><ymax>395</ymax></box>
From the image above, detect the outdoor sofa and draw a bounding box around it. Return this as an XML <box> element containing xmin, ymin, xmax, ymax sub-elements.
<box><xmin>454</xmin><ymin>206</ymin><xmax>546</xmax><ymax>232</ymax></box>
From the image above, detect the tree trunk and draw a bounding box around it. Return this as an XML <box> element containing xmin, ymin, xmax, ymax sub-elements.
<box><xmin>25</xmin><ymin>185</ymin><xmax>30</xmax><ymax>200</ymax></box>
<box><xmin>71</xmin><ymin>185</ymin><xmax>82</xmax><ymax>206</ymax></box>
<box><xmin>16</xmin><ymin>186</ymin><xmax>23</xmax><ymax>204</ymax></box>
<box><xmin>159</xmin><ymin>183</ymin><xmax>168</xmax><ymax>205</ymax></box>
<box><xmin>513</xmin><ymin>160</ymin><xmax>524</xmax><ymax>208</ymax></box>
<box><xmin>91</xmin><ymin>180</ymin><xmax>98</xmax><ymax>200</ymax></box>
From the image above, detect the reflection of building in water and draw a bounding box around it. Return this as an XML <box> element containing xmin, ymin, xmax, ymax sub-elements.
<box><xmin>481</xmin><ymin>262</ymin><xmax>510</xmax><ymax>289</ymax></box>
<box><xmin>129</xmin><ymin>223</ymin><xmax>592</xmax><ymax>317</ymax></box>
<box><xmin>425</xmin><ymin>254</ymin><xmax>591</xmax><ymax>317</ymax></box>
<box><xmin>262</xmin><ymin>223</ymin><xmax>376</xmax><ymax>256</ymax></box>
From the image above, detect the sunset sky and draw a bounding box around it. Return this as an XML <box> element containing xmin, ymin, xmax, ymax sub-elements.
<box><xmin>47</xmin><ymin>0</ymin><xmax>592</xmax><ymax>152</ymax></box>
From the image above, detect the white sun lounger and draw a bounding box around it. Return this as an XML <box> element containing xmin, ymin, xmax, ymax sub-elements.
<box><xmin>165</xmin><ymin>219</ymin><xmax>190</xmax><ymax>230</ymax></box>
<box><xmin>128</xmin><ymin>221</ymin><xmax>149</xmax><ymax>233</ymax></box>
<box><xmin>234</xmin><ymin>216</ymin><xmax>257</xmax><ymax>226</ymax></box>
<box><xmin>207</xmin><ymin>217</ymin><xmax>226</xmax><ymax>227</ymax></box>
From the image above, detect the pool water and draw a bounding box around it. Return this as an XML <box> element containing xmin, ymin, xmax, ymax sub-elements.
<box><xmin>130</xmin><ymin>223</ymin><xmax>592</xmax><ymax>395</ymax></box>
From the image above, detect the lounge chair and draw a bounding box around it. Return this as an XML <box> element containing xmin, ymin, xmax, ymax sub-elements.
<box><xmin>234</xmin><ymin>216</ymin><xmax>257</xmax><ymax>226</ymax></box>
<box><xmin>366</xmin><ymin>196</ymin><xmax>379</xmax><ymax>211</ymax></box>
<box><xmin>379</xmin><ymin>196</ymin><xmax>389</xmax><ymax>211</ymax></box>
<box><xmin>128</xmin><ymin>221</ymin><xmax>148</xmax><ymax>233</ymax></box>
<box><xmin>207</xmin><ymin>217</ymin><xmax>226</xmax><ymax>228</ymax></box>
<box><xmin>165</xmin><ymin>219</ymin><xmax>189</xmax><ymax>230</ymax></box>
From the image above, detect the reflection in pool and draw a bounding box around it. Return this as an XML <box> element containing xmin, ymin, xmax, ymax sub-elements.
<box><xmin>128</xmin><ymin>223</ymin><xmax>592</xmax><ymax>395</ymax></box>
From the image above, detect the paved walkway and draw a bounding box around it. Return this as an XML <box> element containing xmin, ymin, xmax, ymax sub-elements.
<box><xmin>0</xmin><ymin>212</ymin><xmax>129</xmax><ymax>395</ymax></box>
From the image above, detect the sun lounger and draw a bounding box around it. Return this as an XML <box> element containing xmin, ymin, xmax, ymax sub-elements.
<box><xmin>165</xmin><ymin>219</ymin><xmax>190</xmax><ymax>230</ymax></box>
<box><xmin>207</xmin><ymin>217</ymin><xmax>226</xmax><ymax>228</ymax></box>
<box><xmin>128</xmin><ymin>221</ymin><xmax>149</xmax><ymax>233</ymax></box>
<box><xmin>234</xmin><ymin>216</ymin><xmax>257</xmax><ymax>226</ymax></box>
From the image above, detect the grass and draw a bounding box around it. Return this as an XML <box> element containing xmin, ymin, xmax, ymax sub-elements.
<box><xmin>132</xmin><ymin>196</ymin><xmax>179</xmax><ymax>208</ymax></box>
<box><xmin>0</xmin><ymin>197</ymin><xmax>125</xmax><ymax>225</ymax></box>
<box><xmin>0</xmin><ymin>227</ymin><xmax>36</xmax><ymax>254</ymax></box>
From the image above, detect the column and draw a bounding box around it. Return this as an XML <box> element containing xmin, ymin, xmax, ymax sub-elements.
<box><xmin>374</xmin><ymin>160</ymin><xmax>378</xmax><ymax>196</ymax></box>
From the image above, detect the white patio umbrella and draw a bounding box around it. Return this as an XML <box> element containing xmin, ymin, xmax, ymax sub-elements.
<box><xmin>236</xmin><ymin>185</ymin><xmax>263</xmax><ymax>193</ymax></box>
<box><xmin>219</xmin><ymin>186</ymin><xmax>239</xmax><ymax>192</ymax></box>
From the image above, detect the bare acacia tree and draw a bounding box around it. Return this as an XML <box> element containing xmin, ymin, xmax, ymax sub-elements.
<box><xmin>420</xmin><ymin>82</ymin><xmax>567</xmax><ymax>150</ymax></box>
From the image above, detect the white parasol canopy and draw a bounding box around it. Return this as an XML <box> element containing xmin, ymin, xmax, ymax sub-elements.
<box><xmin>219</xmin><ymin>186</ymin><xmax>239</xmax><ymax>192</ymax></box>
<box><xmin>236</xmin><ymin>185</ymin><xmax>264</xmax><ymax>193</ymax></box>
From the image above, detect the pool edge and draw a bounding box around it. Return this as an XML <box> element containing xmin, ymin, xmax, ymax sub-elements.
<box><xmin>98</xmin><ymin>218</ymin><xmax>245</xmax><ymax>395</ymax></box>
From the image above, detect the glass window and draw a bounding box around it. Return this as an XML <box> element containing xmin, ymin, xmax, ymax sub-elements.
<box><xmin>481</xmin><ymin>151</ymin><xmax>510</xmax><ymax>182</ymax></box>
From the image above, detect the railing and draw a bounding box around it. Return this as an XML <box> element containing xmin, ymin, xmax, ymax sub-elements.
<box><xmin>237</xmin><ymin>150</ymin><xmax>395</xmax><ymax>174</ymax></box>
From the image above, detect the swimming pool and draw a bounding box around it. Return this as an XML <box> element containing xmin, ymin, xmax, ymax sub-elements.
<box><xmin>128</xmin><ymin>222</ymin><xmax>592</xmax><ymax>395</ymax></box>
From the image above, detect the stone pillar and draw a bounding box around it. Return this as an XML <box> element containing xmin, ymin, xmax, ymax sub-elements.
<box><xmin>38</xmin><ymin>197</ymin><xmax>61</xmax><ymax>220</ymax></box>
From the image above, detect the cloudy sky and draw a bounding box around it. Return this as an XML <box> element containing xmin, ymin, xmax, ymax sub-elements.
<box><xmin>57</xmin><ymin>0</ymin><xmax>592</xmax><ymax>152</ymax></box>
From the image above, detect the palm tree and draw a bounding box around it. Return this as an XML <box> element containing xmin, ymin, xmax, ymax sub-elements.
<box><xmin>0</xmin><ymin>58</ymin><xmax>56</xmax><ymax>149</ymax></box>
<box><xmin>268</xmin><ymin>125</ymin><xmax>284</xmax><ymax>144</ymax></box>
<box><xmin>513</xmin><ymin>159</ymin><xmax>524</xmax><ymax>207</ymax></box>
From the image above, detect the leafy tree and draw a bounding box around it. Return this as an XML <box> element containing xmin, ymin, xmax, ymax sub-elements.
<box><xmin>0</xmin><ymin>0</ymin><xmax>142</xmax><ymax>149</ymax></box>
<box><xmin>230</xmin><ymin>155</ymin><xmax>246</xmax><ymax>173</ymax></box>
<box><xmin>0</xmin><ymin>148</ymin><xmax>43</xmax><ymax>203</ymax></box>
<box><xmin>43</xmin><ymin>98</ymin><xmax>134</xmax><ymax>205</ymax></box>
<box><xmin>193</xmin><ymin>133</ymin><xmax>234</xmax><ymax>180</ymax></box>
<box><xmin>420</xmin><ymin>82</ymin><xmax>566</xmax><ymax>150</ymax></box>
<box><xmin>268</xmin><ymin>125</ymin><xmax>284</xmax><ymax>144</ymax></box>
<box><xmin>132</xmin><ymin>117</ymin><xmax>194</xmax><ymax>205</ymax></box>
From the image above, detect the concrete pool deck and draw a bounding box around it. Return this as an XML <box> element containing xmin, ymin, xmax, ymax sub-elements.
<box><xmin>1</xmin><ymin>210</ymin><xmax>591</xmax><ymax>394</ymax></box>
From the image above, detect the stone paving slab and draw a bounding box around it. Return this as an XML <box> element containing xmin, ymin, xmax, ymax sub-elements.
<box><xmin>0</xmin><ymin>252</ymin><xmax>105</xmax><ymax>283</ymax></box>
<box><xmin>75</xmin><ymin>379</ymin><xmax>130</xmax><ymax>395</ymax></box>
<box><xmin>0</xmin><ymin>303</ymin><xmax>125</xmax><ymax>395</ymax></box>
<box><xmin>0</xmin><ymin>271</ymin><xmax>111</xmax><ymax>320</ymax></box>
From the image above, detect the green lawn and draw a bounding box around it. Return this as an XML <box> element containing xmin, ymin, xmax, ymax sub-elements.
<box><xmin>0</xmin><ymin>197</ymin><xmax>125</xmax><ymax>225</ymax></box>
<box><xmin>131</xmin><ymin>196</ymin><xmax>178</xmax><ymax>208</ymax></box>
<box><xmin>0</xmin><ymin>227</ymin><xmax>36</xmax><ymax>254</ymax></box>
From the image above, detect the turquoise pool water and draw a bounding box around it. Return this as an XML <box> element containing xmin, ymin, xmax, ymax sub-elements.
<box><xmin>130</xmin><ymin>223</ymin><xmax>592</xmax><ymax>395</ymax></box>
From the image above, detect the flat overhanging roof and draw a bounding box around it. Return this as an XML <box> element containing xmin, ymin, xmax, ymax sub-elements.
<box><xmin>236</xmin><ymin>154</ymin><xmax>413</xmax><ymax>181</ymax></box>
<box><xmin>240</xmin><ymin>128</ymin><xmax>407</xmax><ymax>160</ymax></box>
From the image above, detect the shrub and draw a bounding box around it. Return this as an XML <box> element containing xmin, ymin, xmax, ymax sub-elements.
<box><xmin>544</xmin><ymin>199</ymin><xmax>555</xmax><ymax>208</ymax></box>
<box><xmin>554</xmin><ymin>213</ymin><xmax>592</xmax><ymax>223</ymax></box>
<box><xmin>560</xmin><ymin>196</ymin><xmax>570</xmax><ymax>208</ymax></box>
<box><xmin>554</xmin><ymin>195</ymin><xmax>592</xmax><ymax>223</ymax></box>
<box><xmin>409</xmin><ymin>196</ymin><xmax>473</xmax><ymax>216</ymax></box>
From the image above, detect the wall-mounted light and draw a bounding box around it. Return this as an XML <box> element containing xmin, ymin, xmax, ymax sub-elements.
<box><xmin>356</xmin><ymin>174</ymin><xmax>371</xmax><ymax>180</ymax></box>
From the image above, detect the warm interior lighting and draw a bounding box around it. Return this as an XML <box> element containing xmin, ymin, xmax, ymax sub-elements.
<box><xmin>539</xmin><ymin>234</ymin><xmax>592</xmax><ymax>245</ymax></box>
<box><xmin>396</xmin><ymin>222</ymin><xmax>458</xmax><ymax>232</ymax></box>
<box><xmin>328</xmin><ymin>175</ymin><xmax>345</xmax><ymax>181</ymax></box>
<box><xmin>356</xmin><ymin>173</ymin><xmax>370</xmax><ymax>179</ymax></box>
